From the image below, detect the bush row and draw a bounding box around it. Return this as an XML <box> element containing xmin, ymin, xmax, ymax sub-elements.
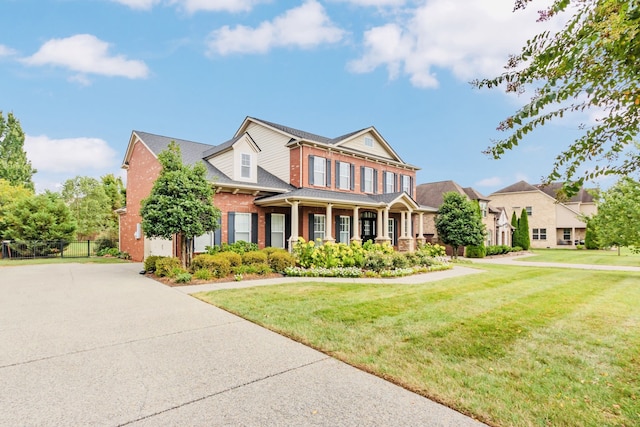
<box><xmin>485</xmin><ymin>245</ymin><xmax>524</xmax><ymax>256</ymax></box>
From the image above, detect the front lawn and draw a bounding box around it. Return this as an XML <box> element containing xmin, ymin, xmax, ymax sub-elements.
<box><xmin>523</xmin><ymin>248</ymin><xmax>640</xmax><ymax>266</ymax></box>
<box><xmin>195</xmin><ymin>264</ymin><xmax>640</xmax><ymax>427</ymax></box>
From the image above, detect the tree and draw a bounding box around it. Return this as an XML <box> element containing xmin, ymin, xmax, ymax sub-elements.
<box><xmin>518</xmin><ymin>208</ymin><xmax>531</xmax><ymax>250</ymax></box>
<box><xmin>62</xmin><ymin>176</ymin><xmax>111</xmax><ymax>240</ymax></box>
<box><xmin>511</xmin><ymin>210</ymin><xmax>519</xmax><ymax>248</ymax></box>
<box><xmin>474</xmin><ymin>0</ymin><xmax>640</xmax><ymax>195</ymax></box>
<box><xmin>0</xmin><ymin>112</ymin><xmax>36</xmax><ymax>191</ymax></box>
<box><xmin>5</xmin><ymin>191</ymin><xmax>77</xmax><ymax>241</ymax></box>
<box><xmin>591</xmin><ymin>177</ymin><xmax>640</xmax><ymax>254</ymax></box>
<box><xmin>140</xmin><ymin>142</ymin><xmax>221</xmax><ymax>267</ymax></box>
<box><xmin>435</xmin><ymin>192</ymin><xmax>485</xmax><ymax>259</ymax></box>
<box><xmin>0</xmin><ymin>178</ymin><xmax>33</xmax><ymax>239</ymax></box>
<box><xmin>465</xmin><ymin>201</ymin><xmax>487</xmax><ymax>258</ymax></box>
<box><xmin>584</xmin><ymin>216</ymin><xmax>601</xmax><ymax>249</ymax></box>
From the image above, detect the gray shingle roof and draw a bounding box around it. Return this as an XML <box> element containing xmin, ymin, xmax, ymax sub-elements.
<box><xmin>492</xmin><ymin>180</ymin><xmax>539</xmax><ymax>194</ymax></box>
<box><xmin>415</xmin><ymin>180</ymin><xmax>467</xmax><ymax>207</ymax></box>
<box><xmin>249</xmin><ymin>117</ymin><xmax>334</xmax><ymax>144</ymax></box>
<box><xmin>132</xmin><ymin>130</ymin><xmax>291</xmax><ymax>191</ymax></box>
<box><xmin>492</xmin><ymin>180</ymin><xmax>596</xmax><ymax>203</ymax></box>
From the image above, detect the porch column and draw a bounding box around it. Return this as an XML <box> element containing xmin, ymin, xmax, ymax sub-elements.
<box><xmin>400</xmin><ymin>211</ymin><xmax>406</xmax><ymax>238</ymax></box>
<box><xmin>384</xmin><ymin>207</ymin><xmax>390</xmax><ymax>239</ymax></box>
<box><xmin>416</xmin><ymin>212</ymin><xmax>426</xmax><ymax>246</ymax></box>
<box><xmin>376</xmin><ymin>208</ymin><xmax>383</xmax><ymax>239</ymax></box>
<box><xmin>351</xmin><ymin>206</ymin><xmax>361</xmax><ymax>243</ymax></box>
<box><xmin>398</xmin><ymin>209</ymin><xmax>415</xmax><ymax>252</ymax></box>
<box><xmin>290</xmin><ymin>200</ymin><xmax>299</xmax><ymax>249</ymax></box>
<box><xmin>324</xmin><ymin>203</ymin><xmax>335</xmax><ymax>243</ymax></box>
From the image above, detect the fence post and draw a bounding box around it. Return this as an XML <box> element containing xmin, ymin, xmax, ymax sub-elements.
<box><xmin>60</xmin><ymin>240</ymin><xmax>64</xmax><ymax>258</ymax></box>
<box><xmin>87</xmin><ymin>240</ymin><xmax>91</xmax><ymax>257</ymax></box>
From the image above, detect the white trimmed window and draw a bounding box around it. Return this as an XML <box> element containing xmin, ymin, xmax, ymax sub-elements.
<box><xmin>339</xmin><ymin>216</ymin><xmax>350</xmax><ymax>243</ymax></box>
<box><xmin>480</xmin><ymin>201</ymin><xmax>488</xmax><ymax>218</ymax></box>
<box><xmin>363</xmin><ymin>167</ymin><xmax>374</xmax><ymax>193</ymax></box>
<box><xmin>313</xmin><ymin>157</ymin><xmax>327</xmax><ymax>187</ymax></box>
<box><xmin>235</xmin><ymin>213</ymin><xmax>251</xmax><ymax>243</ymax></box>
<box><xmin>364</xmin><ymin>136</ymin><xmax>373</xmax><ymax>147</ymax></box>
<box><xmin>384</xmin><ymin>171</ymin><xmax>395</xmax><ymax>193</ymax></box>
<box><xmin>313</xmin><ymin>215</ymin><xmax>326</xmax><ymax>242</ymax></box>
<box><xmin>388</xmin><ymin>219</ymin><xmax>395</xmax><ymax>246</ymax></box>
<box><xmin>401</xmin><ymin>175</ymin><xmax>411</xmax><ymax>195</ymax></box>
<box><xmin>533</xmin><ymin>228</ymin><xmax>547</xmax><ymax>240</ymax></box>
<box><xmin>270</xmin><ymin>214</ymin><xmax>285</xmax><ymax>249</ymax></box>
<box><xmin>241</xmin><ymin>153</ymin><xmax>251</xmax><ymax>178</ymax></box>
<box><xmin>526</xmin><ymin>206</ymin><xmax>533</xmax><ymax>216</ymax></box>
<box><xmin>339</xmin><ymin>162</ymin><xmax>351</xmax><ymax>190</ymax></box>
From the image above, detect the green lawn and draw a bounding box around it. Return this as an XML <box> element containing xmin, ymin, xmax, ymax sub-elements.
<box><xmin>196</xmin><ymin>264</ymin><xmax>640</xmax><ymax>427</ymax></box>
<box><xmin>523</xmin><ymin>248</ymin><xmax>640</xmax><ymax>266</ymax></box>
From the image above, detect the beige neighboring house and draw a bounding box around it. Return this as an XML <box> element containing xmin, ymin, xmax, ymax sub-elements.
<box><xmin>489</xmin><ymin>181</ymin><xmax>597</xmax><ymax>249</ymax></box>
<box><xmin>415</xmin><ymin>180</ymin><xmax>512</xmax><ymax>247</ymax></box>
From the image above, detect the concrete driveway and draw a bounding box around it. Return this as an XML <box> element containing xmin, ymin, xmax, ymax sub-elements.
<box><xmin>0</xmin><ymin>263</ymin><xmax>486</xmax><ymax>426</ymax></box>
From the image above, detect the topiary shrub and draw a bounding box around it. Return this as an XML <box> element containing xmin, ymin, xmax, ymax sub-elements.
<box><xmin>193</xmin><ymin>269</ymin><xmax>212</xmax><ymax>280</ymax></box>
<box><xmin>192</xmin><ymin>254</ymin><xmax>232</xmax><ymax>278</ymax></box>
<box><xmin>216</xmin><ymin>251</ymin><xmax>242</xmax><ymax>268</ymax></box>
<box><xmin>267</xmin><ymin>250</ymin><xmax>296</xmax><ymax>273</ymax></box>
<box><xmin>155</xmin><ymin>257</ymin><xmax>181</xmax><ymax>277</ymax></box>
<box><xmin>465</xmin><ymin>245</ymin><xmax>486</xmax><ymax>258</ymax></box>
<box><xmin>242</xmin><ymin>250</ymin><xmax>268</xmax><ymax>265</ymax></box>
<box><xmin>174</xmin><ymin>272</ymin><xmax>192</xmax><ymax>283</ymax></box>
<box><xmin>144</xmin><ymin>255</ymin><xmax>163</xmax><ymax>272</ymax></box>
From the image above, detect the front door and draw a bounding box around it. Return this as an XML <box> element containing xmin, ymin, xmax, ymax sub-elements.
<box><xmin>361</xmin><ymin>211</ymin><xmax>376</xmax><ymax>243</ymax></box>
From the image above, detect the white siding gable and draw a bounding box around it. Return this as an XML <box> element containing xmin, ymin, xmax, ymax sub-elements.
<box><xmin>208</xmin><ymin>150</ymin><xmax>233</xmax><ymax>178</ymax></box>
<box><xmin>233</xmin><ymin>135</ymin><xmax>259</xmax><ymax>183</ymax></box>
<box><xmin>245</xmin><ymin>122</ymin><xmax>291</xmax><ymax>183</ymax></box>
<box><xmin>339</xmin><ymin>131</ymin><xmax>397</xmax><ymax>161</ymax></box>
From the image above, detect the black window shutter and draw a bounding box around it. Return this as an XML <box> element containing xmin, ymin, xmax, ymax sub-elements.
<box><xmin>335</xmin><ymin>160</ymin><xmax>340</xmax><ymax>188</ymax></box>
<box><xmin>265</xmin><ymin>214</ymin><xmax>271</xmax><ymax>247</ymax></box>
<box><xmin>350</xmin><ymin>216</ymin><xmax>354</xmax><ymax>240</ymax></box>
<box><xmin>335</xmin><ymin>216</ymin><xmax>341</xmax><ymax>243</ymax></box>
<box><xmin>409</xmin><ymin>176</ymin><xmax>413</xmax><ymax>196</ymax></box>
<box><xmin>214</xmin><ymin>216</ymin><xmax>222</xmax><ymax>246</ymax></box>
<box><xmin>309</xmin><ymin>155</ymin><xmax>314</xmax><ymax>185</ymax></box>
<box><xmin>350</xmin><ymin>164</ymin><xmax>355</xmax><ymax>190</ymax></box>
<box><xmin>251</xmin><ymin>213</ymin><xmax>258</xmax><ymax>244</ymax></box>
<box><xmin>395</xmin><ymin>174</ymin><xmax>399</xmax><ymax>192</ymax></box>
<box><xmin>382</xmin><ymin>172</ymin><xmax>387</xmax><ymax>193</ymax></box>
<box><xmin>360</xmin><ymin>166</ymin><xmax>365</xmax><ymax>192</ymax></box>
<box><xmin>285</xmin><ymin>214</ymin><xmax>291</xmax><ymax>249</ymax></box>
<box><xmin>228</xmin><ymin>212</ymin><xmax>235</xmax><ymax>244</ymax></box>
<box><xmin>308</xmin><ymin>214</ymin><xmax>314</xmax><ymax>241</ymax></box>
<box><xmin>373</xmin><ymin>170</ymin><xmax>378</xmax><ymax>194</ymax></box>
<box><xmin>326</xmin><ymin>159</ymin><xmax>331</xmax><ymax>187</ymax></box>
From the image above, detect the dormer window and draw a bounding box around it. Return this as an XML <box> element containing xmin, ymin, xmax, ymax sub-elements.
<box><xmin>241</xmin><ymin>153</ymin><xmax>251</xmax><ymax>178</ymax></box>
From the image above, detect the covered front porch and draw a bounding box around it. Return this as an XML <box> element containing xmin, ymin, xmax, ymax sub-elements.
<box><xmin>255</xmin><ymin>188</ymin><xmax>435</xmax><ymax>252</ymax></box>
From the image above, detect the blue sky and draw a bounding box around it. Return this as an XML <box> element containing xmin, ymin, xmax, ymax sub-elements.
<box><xmin>1</xmin><ymin>0</ymin><xmax>606</xmax><ymax>194</ymax></box>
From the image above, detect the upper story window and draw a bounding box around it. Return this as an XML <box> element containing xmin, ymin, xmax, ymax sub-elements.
<box><xmin>526</xmin><ymin>206</ymin><xmax>533</xmax><ymax>216</ymax></box>
<box><xmin>364</xmin><ymin>136</ymin><xmax>373</xmax><ymax>148</ymax></box>
<box><xmin>401</xmin><ymin>175</ymin><xmax>412</xmax><ymax>195</ymax></box>
<box><xmin>480</xmin><ymin>201</ymin><xmax>488</xmax><ymax>218</ymax></box>
<box><xmin>384</xmin><ymin>171</ymin><xmax>395</xmax><ymax>193</ymax></box>
<box><xmin>309</xmin><ymin>155</ymin><xmax>330</xmax><ymax>187</ymax></box>
<box><xmin>241</xmin><ymin>153</ymin><xmax>251</xmax><ymax>178</ymax></box>
<box><xmin>362</xmin><ymin>166</ymin><xmax>376</xmax><ymax>193</ymax></box>
<box><xmin>337</xmin><ymin>161</ymin><xmax>353</xmax><ymax>190</ymax></box>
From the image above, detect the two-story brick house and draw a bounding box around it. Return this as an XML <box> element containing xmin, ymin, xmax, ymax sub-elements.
<box><xmin>119</xmin><ymin>117</ymin><xmax>434</xmax><ymax>262</ymax></box>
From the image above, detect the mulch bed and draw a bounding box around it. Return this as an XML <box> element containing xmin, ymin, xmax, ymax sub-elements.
<box><xmin>146</xmin><ymin>272</ymin><xmax>286</xmax><ymax>287</ymax></box>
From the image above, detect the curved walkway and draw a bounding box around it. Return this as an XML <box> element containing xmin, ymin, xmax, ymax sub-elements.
<box><xmin>466</xmin><ymin>253</ymin><xmax>640</xmax><ymax>272</ymax></box>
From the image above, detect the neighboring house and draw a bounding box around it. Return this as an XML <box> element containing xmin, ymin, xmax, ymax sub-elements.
<box><xmin>415</xmin><ymin>180</ymin><xmax>512</xmax><ymax>248</ymax></box>
<box><xmin>489</xmin><ymin>181</ymin><xmax>597</xmax><ymax>249</ymax></box>
<box><xmin>119</xmin><ymin>117</ymin><xmax>435</xmax><ymax>262</ymax></box>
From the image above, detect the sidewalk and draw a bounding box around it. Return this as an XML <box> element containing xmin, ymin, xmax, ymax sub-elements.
<box><xmin>465</xmin><ymin>253</ymin><xmax>640</xmax><ymax>272</ymax></box>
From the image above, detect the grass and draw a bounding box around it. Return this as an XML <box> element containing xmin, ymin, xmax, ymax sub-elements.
<box><xmin>0</xmin><ymin>256</ymin><xmax>127</xmax><ymax>266</ymax></box>
<box><xmin>524</xmin><ymin>248</ymin><xmax>640</xmax><ymax>266</ymax></box>
<box><xmin>195</xmin><ymin>264</ymin><xmax>640</xmax><ymax>427</ymax></box>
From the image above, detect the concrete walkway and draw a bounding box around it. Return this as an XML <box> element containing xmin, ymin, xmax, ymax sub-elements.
<box><xmin>466</xmin><ymin>253</ymin><xmax>640</xmax><ymax>272</ymax></box>
<box><xmin>0</xmin><ymin>263</ymin><xmax>486</xmax><ymax>426</ymax></box>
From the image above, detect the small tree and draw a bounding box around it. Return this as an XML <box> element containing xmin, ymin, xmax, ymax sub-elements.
<box><xmin>140</xmin><ymin>142</ymin><xmax>221</xmax><ymax>267</ymax></box>
<box><xmin>435</xmin><ymin>192</ymin><xmax>485</xmax><ymax>259</ymax></box>
<box><xmin>591</xmin><ymin>177</ymin><xmax>640</xmax><ymax>254</ymax></box>
<box><xmin>101</xmin><ymin>173</ymin><xmax>126</xmax><ymax>238</ymax></box>
<box><xmin>5</xmin><ymin>191</ymin><xmax>77</xmax><ymax>241</ymax></box>
<box><xmin>584</xmin><ymin>217</ymin><xmax>600</xmax><ymax>250</ymax></box>
<box><xmin>518</xmin><ymin>208</ymin><xmax>531</xmax><ymax>250</ymax></box>
<box><xmin>62</xmin><ymin>176</ymin><xmax>111</xmax><ymax>240</ymax></box>
<box><xmin>0</xmin><ymin>112</ymin><xmax>36</xmax><ymax>191</ymax></box>
<box><xmin>0</xmin><ymin>178</ymin><xmax>33</xmax><ymax>239</ymax></box>
<box><xmin>511</xmin><ymin>211</ymin><xmax>520</xmax><ymax>248</ymax></box>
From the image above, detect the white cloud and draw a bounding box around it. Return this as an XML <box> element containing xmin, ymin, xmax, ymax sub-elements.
<box><xmin>349</xmin><ymin>0</ymin><xmax>563</xmax><ymax>88</ymax></box>
<box><xmin>110</xmin><ymin>0</ymin><xmax>161</xmax><ymax>9</ymax></box>
<box><xmin>207</xmin><ymin>0</ymin><xmax>345</xmax><ymax>55</ymax></box>
<box><xmin>22</xmin><ymin>34</ymin><xmax>149</xmax><ymax>80</ymax></box>
<box><xmin>0</xmin><ymin>44</ymin><xmax>17</xmax><ymax>57</ymax></box>
<box><xmin>25</xmin><ymin>135</ymin><xmax>118</xmax><ymax>174</ymax></box>
<box><xmin>170</xmin><ymin>0</ymin><xmax>266</xmax><ymax>13</ymax></box>
<box><xmin>475</xmin><ymin>177</ymin><xmax>503</xmax><ymax>187</ymax></box>
<box><xmin>334</xmin><ymin>0</ymin><xmax>405</xmax><ymax>6</ymax></box>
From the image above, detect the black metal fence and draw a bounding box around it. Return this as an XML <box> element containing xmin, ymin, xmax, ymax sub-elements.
<box><xmin>1</xmin><ymin>240</ymin><xmax>101</xmax><ymax>260</ymax></box>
